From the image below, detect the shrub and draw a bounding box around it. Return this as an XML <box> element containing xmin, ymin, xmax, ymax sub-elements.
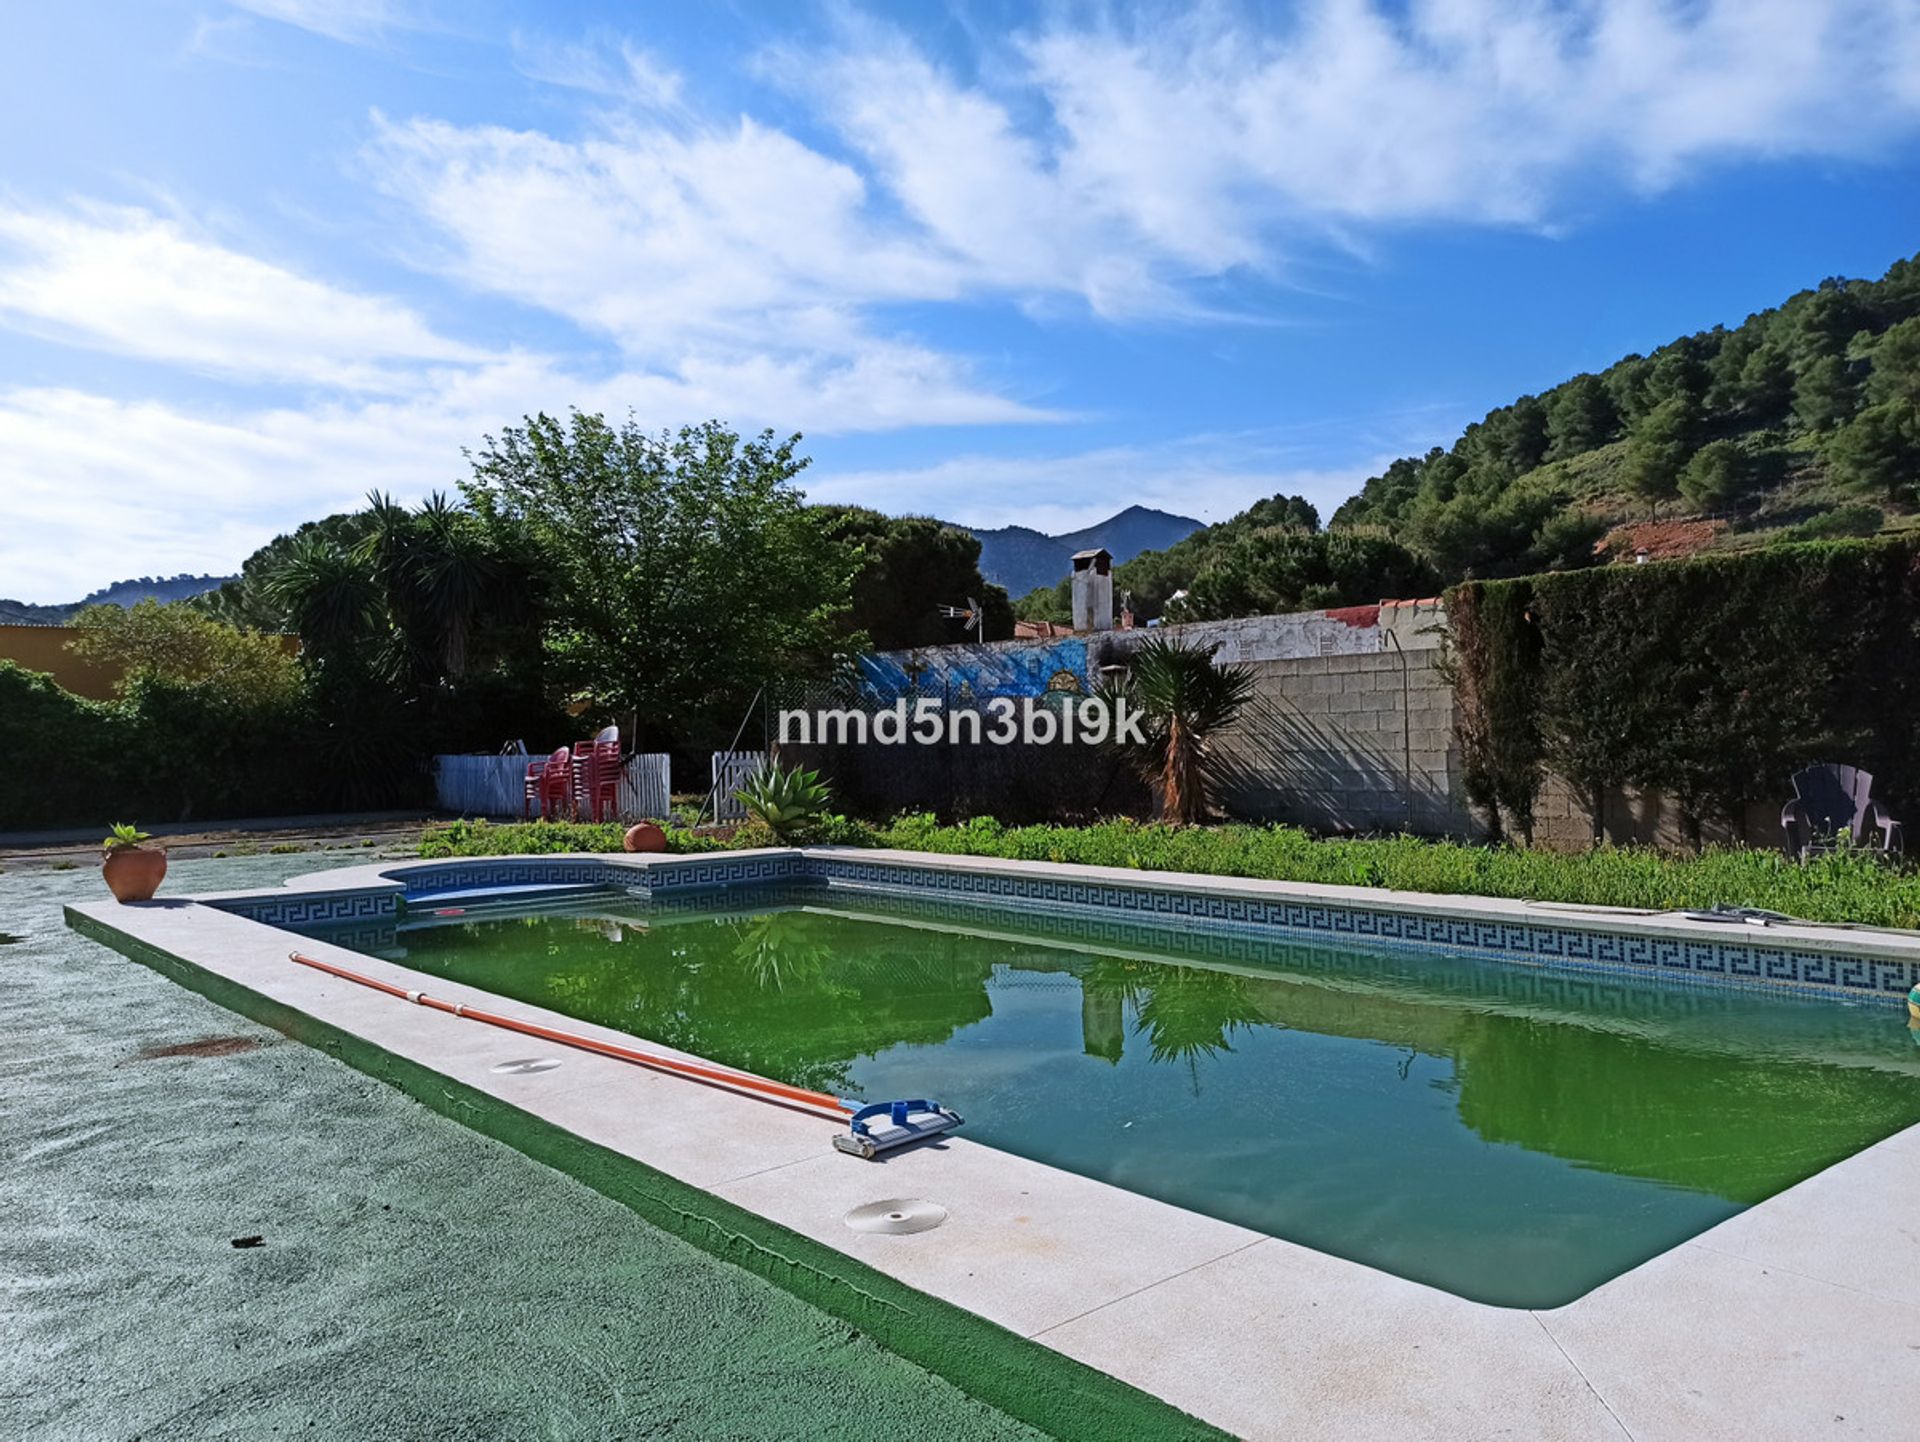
<box><xmin>416</xmin><ymin>812</ymin><xmax>1920</xmax><ymax>928</ymax></box>
<box><xmin>1445</xmin><ymin>536</ymin><xmax>1920</xmax><ymax>840</ymax></box>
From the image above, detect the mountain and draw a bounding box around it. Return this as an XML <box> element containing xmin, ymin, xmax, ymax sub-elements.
<box><xmin>952</xmin><ymin>505</ymin><xmax>1204</xmax><ymax>598</ymax></box>
<box><xmin>0</xmin><ymin>573</ymin><xmax>233</xmax><ymax>626</ymax></box>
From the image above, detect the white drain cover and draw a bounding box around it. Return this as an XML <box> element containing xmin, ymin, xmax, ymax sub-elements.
<box><xmin>844</xmin><ymin>1198</ymin><xmax>947</xmax><ymax>1235</ymax></box>
<box><xmin>490</xmin><ymin>1057</ymin><xmax>563</xmax><ymax>1075</ymax></box>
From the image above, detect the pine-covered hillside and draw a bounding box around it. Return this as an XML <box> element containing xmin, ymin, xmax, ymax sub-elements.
<box><xmin>1332</xmin><ymin>251</ymin><xmax>1920</xmax><ymax>576</ymax></box>
<box><xmin>1020</xmin><ymin>250</ymin><xmax>1920</xmax><ymax>626</ymax></box>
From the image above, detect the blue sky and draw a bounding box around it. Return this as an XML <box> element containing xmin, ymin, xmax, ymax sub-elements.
<box><xmin>4</xmin><ymin>1</ymin><xmax>1920</xmax><ymax>601</ymax></box>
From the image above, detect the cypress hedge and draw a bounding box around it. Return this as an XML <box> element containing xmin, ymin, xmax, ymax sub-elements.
<box><xmin>1445</xmin><ymin>537</ymin><xmax>1920</xmax><ymax>843</ymax></box>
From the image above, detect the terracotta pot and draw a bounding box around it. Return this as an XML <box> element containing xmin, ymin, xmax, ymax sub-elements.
<box><xmin>623</xmin><ymin>822</ymin><xmax>668</xmax><ymax>853</ymax></box>
<box><xmin>103</xmin><ymin>846</ymin><xmax>167</xmax><ymax>903</ymax></box>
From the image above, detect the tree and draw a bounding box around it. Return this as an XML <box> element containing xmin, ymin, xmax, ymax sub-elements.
<box><xmin>1110</xmin><ymin>637</ymin><xmax>1256</xmax><ymax>824</ymax></box>
<box><xmin>1793</xmin><ymin>353</ymin><xmax>1859</xmax><ymax>432</ymax></box>
<box><xmin>1678</xmin><ymin>440</ymin><xmax>1751</xmax><ymax>512</ymax></box>
<box><xmin>1826</xmin><ymin>404</ymin><xmax>1920</xmax><ymax>503</ymax></box>
<box><xmin>816</xmin><ymin>507</ymin><xmax>1010</xmax><ymax>648</ymax></box>
<box><xmin>1175</xmin><ymin>530</ymin><xmax>1438</xmax><ymax>621</ymax></box>
<box><xmin>1623</xmin><ymin>395</ymin><xmax>1699</xmax><ymax>513</ymax></box>
<box><xmin>1863</xmin><ymin>315</ymin><xmax>1920</xmax><ymax>417</ymax></box>
<box><xmin>462</xmin><ymin>413</ymin><xmax>854</xmax><ymax>741</ymax></box>
<box><xmin>1546</xmin><ymin>375</ymin><xmax>1618</xmax><ymax>459</ymax></box>
<box><xmin>1013</xmin><ymin>579</ymin><xmax>1071</xmax><ymax>624</ymax></box>
<box><xmin>67</xmin><ymin>600</ymin><xmax>301</xmax><ymax>707</ymax></box>
<box><xmin>1734</xmin><ymin>341</ymin><xmax>1794</xmax><ymax>421</ymax></box>
<box><xmin>66</xmin><ymin>601</ymin><xmax>309</xmax><ymax>820</ymax></box>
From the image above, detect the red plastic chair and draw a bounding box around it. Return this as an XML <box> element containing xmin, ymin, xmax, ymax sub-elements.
<box><xmin>535</xmin><ymin>745</ymin><xmax>573</xmax><ymax>821</ymax></box>
<box><xmin>586</xmin><ymin>737</ymin><xmax>623</xmax><ymax>821</ymax></box>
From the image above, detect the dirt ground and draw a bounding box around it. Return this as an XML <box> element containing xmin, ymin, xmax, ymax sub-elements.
<box><xmin>0</xmin><ymin>814</ymin><xmax>433</xmax><ymax>873</ymax></box>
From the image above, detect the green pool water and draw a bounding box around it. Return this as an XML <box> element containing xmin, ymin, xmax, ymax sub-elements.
<box><xmin>304</xmin><ymin>885</ymin><xmax>1920</xmax><ymax>1308</ymax></box>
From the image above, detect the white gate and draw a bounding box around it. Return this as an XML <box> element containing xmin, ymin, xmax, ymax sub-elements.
<box><xmin>709</xmin><ymin>750</ymin><xmax>766</xmax><ymax>821</ymax></box>
<box><xmin>434</xmin><ymin>752</ymin><xmax>671</xmax><ymax>821</ymax></box>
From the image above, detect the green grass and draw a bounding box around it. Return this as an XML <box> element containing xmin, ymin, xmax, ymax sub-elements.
<box><xmin>419</xmin><ymin>814</ymin><xmax>1920</xmax><ymax>929</ymax></box>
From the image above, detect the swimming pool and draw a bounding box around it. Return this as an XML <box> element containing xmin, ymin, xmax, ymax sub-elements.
<box><xmin>296</xmin><ymin>880</ymin><xmax>1920</xmax><ymax>1308</ymax></box>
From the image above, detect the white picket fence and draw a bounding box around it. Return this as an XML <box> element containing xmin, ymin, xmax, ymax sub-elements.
<box><xmin>709</xmin><ymin>750</ymin><xmax>766</xmax><ymax>821</ymax></box>
<box><xmin>434</xmin><ymin>752</ymin><xmax>671</xmax><ymax>820</ymax></box>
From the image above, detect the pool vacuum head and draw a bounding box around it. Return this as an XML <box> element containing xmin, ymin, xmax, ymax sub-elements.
<box><xmin>834</xmin><ymin>1099</ymin><xmax>964</xmax><ymax>1159</ymax></box>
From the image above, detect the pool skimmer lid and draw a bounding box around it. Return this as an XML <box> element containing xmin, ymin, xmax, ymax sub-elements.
<box><xmin>490</xmin><ymin>1057</ymin><xmax>563</xmax><ymax>1075</ymax></box>
<box><xmin>844</xmin><ymin>1198</ymin><xmax>947</xmax><ymax>1235</ymax></box>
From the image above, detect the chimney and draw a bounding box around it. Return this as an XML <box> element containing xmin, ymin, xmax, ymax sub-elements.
<box><xmin>1070</xmin><ymin>548</ymin><xmax>1113</xmax><ymax>631</ymax></box>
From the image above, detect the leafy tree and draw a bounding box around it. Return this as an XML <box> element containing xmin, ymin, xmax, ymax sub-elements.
<box><xmin>1174</xmin><ymin>530</ymin><xmax>1437</xmax><ymax>621</ymax></box>
<box><xmin>462</xmin><ymin>413</ymin><xmax>854</xmax><ymax>742</ymax></box>
<box><xmin>1546</xmin><ymin>375</ymin><xmax>1618</xmax><ymax>459</ymax></box>
<box><xmin>66</xmin><ymin>601</ymin><xmax>309</xmax><ymax>820</ymax></box>
<box><xmin>1826</xmin><ymin>404</ymin><xmax>1920</xmax><ymax>503</ymax></box>
<box><xmin>67</xmin><ymin>600</ymin><xmax>301</xmax><ymax>707</ymax></box>
<box><xmin>1112</xmin><ymin>491</ymin><xmax>1321</xmax><ymax>620</ymax></box>
<box><xmin>1109</xmin><ymin>637</ymin><xmax>1256</xmax><ymax>824</ymax></box>
<box><xmin>1014</xmin><ymin>579</ymin><xmax>1072</xmax><ymax>624</ymax></box>
<box><xmin>1678</xmin><ymin>440</ymin><xmax>1751</xmax><ymax>512</ymax></box>
<box><xmin>817</xmin><ymin>507</ymin><xmax>1010</xmax><ymax>647</ymax></box>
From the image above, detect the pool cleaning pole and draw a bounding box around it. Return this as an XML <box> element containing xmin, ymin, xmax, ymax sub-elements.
<box><xmin>287</xmin><ymin>951</ymin><xmax>964</xmax><ymax>1155</ymax></box>
<box><xmin>288</xmin><ymin>951</ymin><xmax>852</xmax><ymax>1120</ymax></box>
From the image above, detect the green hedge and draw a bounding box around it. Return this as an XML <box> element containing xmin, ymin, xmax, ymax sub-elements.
<box><xmin>1445</xmin><ymin>537</ymin><xmax>1920</xmax><ymax>841</ymax></box>
<box><xmin>0</xmin><ymin>661</ymin><xmax>335</xmax><ymax>830</ymax></box>
<box><xmin>418</xmin><ymin>813</ymin><xmax>1920</xmax><ymax>929</ymax></box>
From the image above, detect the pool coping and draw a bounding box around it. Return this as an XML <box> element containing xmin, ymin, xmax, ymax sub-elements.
<box><xmin>63</xmin><ymin>849</ymin><xmax>1920</xmax><ymax>1441</ymax></box>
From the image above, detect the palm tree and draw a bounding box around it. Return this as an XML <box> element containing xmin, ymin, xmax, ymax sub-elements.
<box><xmin>1112</xmin><ymin>637</ymin><xmax>1256</xmax><ymax>824</ymax></box>
<box><xmin>260</xmin><ymin>533</ymin><xmax>384</xmax><ymax>660</ymax></box>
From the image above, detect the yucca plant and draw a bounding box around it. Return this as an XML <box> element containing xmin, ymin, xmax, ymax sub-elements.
<box><xmin>735</xmin><ymin>762</ymin><xmax>833</xmax><ymax>842</ymax></box>
<box><xmin>1109</xmin><ymin>637</ymin><xmax>1257</xmax><ymax>825</ymax></box>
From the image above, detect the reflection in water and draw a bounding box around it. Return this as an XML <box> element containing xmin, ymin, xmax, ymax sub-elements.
<box><xmin>301</xmin><ymin>886</ymin><xmax>1920</xmax><ymax>1307</ymax></box>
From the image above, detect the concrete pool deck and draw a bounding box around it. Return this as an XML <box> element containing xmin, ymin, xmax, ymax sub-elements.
<box><xmin>65</xmin><ymin>850</ymin><xmax>1920</xmax><ymax>1441</ymax></box>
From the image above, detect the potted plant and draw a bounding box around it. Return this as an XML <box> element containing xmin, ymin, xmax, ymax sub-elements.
<box><xmin>102</xmin><ymin>823</ymin><xmax>167</xmax><ymax>903</ymax></box>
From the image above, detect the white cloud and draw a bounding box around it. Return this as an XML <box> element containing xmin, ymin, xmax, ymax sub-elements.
<box><xmin>225</xmin><ymin>0</ymin><xmax>418</xmax><ymax>45</ymax></box>
<box><xmin>0</xmin><ymin>205</ymin><xmax>489</xmax><ymax>390</ymax></box>
<box><xmin>0</xmin><ymin>341</ymin><xmax>1068</xmax><ymax>599</ymax></box>
<box><xmin>1017</xmin><ymin>0</ymin><xmax>1920</xmax><ymax>236</ymax></box>
<box><xmin>15</xmin><ymin>2</ymin><xmax>1920</xmax><ymax>597</ymax></box>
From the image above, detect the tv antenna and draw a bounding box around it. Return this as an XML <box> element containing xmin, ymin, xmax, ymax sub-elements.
<box><xmin>938</xmin><ymin>596</ymin><xmax>985</xmax><ymax>643</ymax></box>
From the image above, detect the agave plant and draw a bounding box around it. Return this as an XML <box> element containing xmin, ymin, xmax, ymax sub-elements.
<box><xmin>1109</xmin><ymin>637</ymin><xmax>1256</xmax><ymax>825</ymax></box>
<box><xmin>735</xmin><ymin>762</ymin><xmax>833</xmax><ymax>842</ymax></box>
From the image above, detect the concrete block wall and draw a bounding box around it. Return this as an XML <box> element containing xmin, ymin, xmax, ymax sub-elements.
<box><xmin>1212</xmin><ymin>648</ymin><xmax>1483</xmax><ymax>838</ymax></box>
<box><xmin>1525</xmin><ymin>774</ymin><xmax>1785</xmax><ymax>853</ymax></box>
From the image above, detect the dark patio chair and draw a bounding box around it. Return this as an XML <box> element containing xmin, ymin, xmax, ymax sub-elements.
<box><xmin>1780</xmin><ymin>764</ymin><xmax>1902</xmax><ymax>860</ymax></box>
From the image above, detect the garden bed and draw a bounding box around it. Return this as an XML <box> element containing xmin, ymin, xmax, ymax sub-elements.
<box><xmin>417</xmin><ymin>815</ymin><xmax>1920</xmax><ymax>931</ymax></box>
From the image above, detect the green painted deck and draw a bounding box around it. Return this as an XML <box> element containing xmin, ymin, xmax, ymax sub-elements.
<box><xmin>2</xmin><ymin>856</ymin><xmax>1051</xmax><ymax>1442</ymax></box>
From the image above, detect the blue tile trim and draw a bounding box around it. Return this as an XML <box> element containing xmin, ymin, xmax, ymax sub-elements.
<box><xmin>635</xmin><ymin>852</ymin><xmax>809</xmax><ymax>893</ymax></box>
<box><xmin>807</xmin><ymin>857</ymin><xmax>1920</xmax><ymax>1000</ymax></box>
<box><xmin>204</xmin><ymin>851</ymin><xmax>1920</xmax><ymax>1001</ymax></box>
<box><xmin>206</xmin><ymin>889</ymin><xmax>398</xmax><ymax>929</ymax></box>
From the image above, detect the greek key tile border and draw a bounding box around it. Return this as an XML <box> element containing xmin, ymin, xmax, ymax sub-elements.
<box><xmin>806</xmin><ymin>857</ymin><xmax>1920</xmax><ymax>1000</ymax></box>
<box><xmin>208</xmin><ymin>851</ymin><xmax>1920</xmax><ymax>1000</ymax></box>
<box><xmin>206</xmin><ymin>888</ymin><xmax>399</xmax><ymax>929</ymax></box>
